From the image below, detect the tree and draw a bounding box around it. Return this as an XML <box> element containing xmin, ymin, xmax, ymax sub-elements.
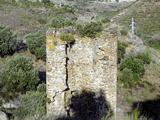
<box><xmin>14</xmin><ymin>91</ymin><xmax>46</xmax><ymax>120</ymax></box>
<box><xmin>0</xmin><ymin>26</ymin><xmax>19</xmax><ymax>56</ymax></box>
<box><xmin>26</xmin><ymin>31</ymin><xmax>46</xmax><ymax>61</ymax></box>
<box><xmin>0</xmin><ymin>55</ymin><xmax>39</xmax><ymax>98</ymax></box>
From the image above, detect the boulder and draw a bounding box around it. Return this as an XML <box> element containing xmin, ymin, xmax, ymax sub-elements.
<box><xmin>0</xmin><ymin>111</ymin><xmax>8</xmax><ymax>120</ymax></box>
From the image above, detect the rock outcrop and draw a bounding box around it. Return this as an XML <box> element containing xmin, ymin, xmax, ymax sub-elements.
<box><xmin>46</xmin><ymin>31</ymin><xmax>117</xmax><ymax>118</ymax></box>
<box><xmin>0</xmin><ymin>111</ymin><xmax>8</xmax><ymax>120</ymax></box>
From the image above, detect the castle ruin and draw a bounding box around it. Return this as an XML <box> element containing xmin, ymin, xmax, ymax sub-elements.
<box><xmin>46</xmin><ymin>29</ymin><xmax>117</xmax><ymax>119</ymax></box>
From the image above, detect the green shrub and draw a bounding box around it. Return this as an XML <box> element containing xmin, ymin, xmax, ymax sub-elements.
<box><xmin>0</xmin><ymin>26</ymin><xmax>19</xmax><ymax>56</ymax></box>
<box><xmin>120</xmin><ymin>29</ymin><xmax>128</xmax><ymax>36</ymax></box>
<box><xmin>14</xmin><ymin>91</ymin><xmax>46</xmax><ymax>120</ymax></box>
<box><xmin>152</xmin><ymin>34</ymin><xmax>160</xmax><ymax>44</ymax></box>
<box><xmin>76</xmin><ymin>22</ymin><xmax>102</xmax><ymax>38</ymax></box>
<box><xmin>57</xmin><ymin>5</ymin><xmax>75</xmax><ymax>14</ymax></box>
<box><xmin>41</xmin><ymin>0</ymin><xmax>50</xmax><ymax>4</ymax></box>
<box><xmin>119</xmin><ymin>68</ymin><xmax>139</xmax><ymax>87</ymax></box>
<box><xmin>48</xmin><ymin>16</ymin><xmax>74</xmax><ymax>29</ymax></box>
<box><xmin>35</xmin><ymin>47</ymin><xmax>46</xmax><ymax>61</ymax></box>
<box><xmin>60</xmin><ymin>33</ymin><xmax>75</xmax><ymax>44</ymax></box>
<box><xmin>0</xmin><ymin>55</ymin><xmax>39</xmax><ymax>99</ymax></box>
<box><xmin>119</xmin><ymin>52</ymin><xmax>151</xmax><ymax>87</ymax></box>
<box><xmin>37</xmin><ymin>83</ymin><xmax>46</xmax><ymax>93</ymax></box>
<box><xmin>148</xmin><ymin>34</ymin><xmax>160</xmax><ymax>50</ymax></box>
<box><xmin>117</xmin><ymin>42</ymin><xmax>128</xmax><ymax>63</ymax></box>
<box><xmin>136</xmin><ymin>52</ymin><xmax>151</xmax><ymax>64</ymax></box>
<box><xmin>38</xmin><ymin>18</ymin><xmax>47</xmax><ymax>25</ymax></box>
<box><xmin>120</xmin><ymin>57</ymin><xmax>145</xmax><ymax>75</ymax></box>
<box><xmin>124</xmin><ymin>109</ymin><xmax>142</xmax><ymax>120</ymax></box>
<box><xmin>100</xmin><ymin>18</ymin><xmax>110</xmax><ymax>24</ymax></box>
<box><xmin>63</xmin><ymin>5</ymin><xmax>75</xmax><ymax>13</ymax></box>
<box><xmin>17</xmin><ymin>0</ymin><xmax>54</xmax><ymax>8</ymax></box>
<box><xmin>26</xmin><ymin>31</ymin><xmax>46</xmax><ymax>61</ymax></box>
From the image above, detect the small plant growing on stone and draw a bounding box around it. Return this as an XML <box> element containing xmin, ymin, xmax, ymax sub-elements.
<box><xmin>60</xmin><ymin>33</ymin><xmax>75</xmax><ymax>45</ymax></box>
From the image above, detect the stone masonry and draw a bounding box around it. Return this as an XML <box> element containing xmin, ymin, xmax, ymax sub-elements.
<box><xmin>46</xmin><ymin>31</ymin><xmax>117</xmax><ymax>118</ymax></box>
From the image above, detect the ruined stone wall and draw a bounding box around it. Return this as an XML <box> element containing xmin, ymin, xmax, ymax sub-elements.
<box><xmin>46</xmin><ymin>32</ymin><xmax>117</xmax><ymax>118</ymax></box>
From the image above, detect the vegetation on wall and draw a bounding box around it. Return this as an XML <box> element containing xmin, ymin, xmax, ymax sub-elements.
<box><xmin>60</xmin><ymin>33</ymin><xmax>75</xmax><ymax>44</ymax></box>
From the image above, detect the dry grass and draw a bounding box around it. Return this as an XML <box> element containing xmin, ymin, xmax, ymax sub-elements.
<box><xmin>142</xmin><ymin>63</ymin><xmax>160</xmax><ymax>84</ymax></box>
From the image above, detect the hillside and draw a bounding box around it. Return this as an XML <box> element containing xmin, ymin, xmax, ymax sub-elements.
<box><xmin>0</xmin><ymin>0</ymin><xmax>120</xmax><ymax>120</ymax></box>
<box><xmin>116</xmin><ymin>0</ymin><xmax>160</xmax><ymax>119</ymax></box>
<box><xmin>0</xmin><ymin>0</ymin><xmax>160</xmax><ymax>120</ymax></box>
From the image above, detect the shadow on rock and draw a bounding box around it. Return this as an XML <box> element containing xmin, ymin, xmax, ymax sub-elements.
<box><xmin>54</xmin><ymin>89</ymin><xmax>113</xmax><ymax>120</ymax></box>
<box><xmin>132</xmin><ymin>99</ymin><xmax>160</xmax><ymax>120</ymax></box>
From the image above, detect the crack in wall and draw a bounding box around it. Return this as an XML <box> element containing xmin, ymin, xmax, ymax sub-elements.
<box><xmin>64</xmin><ymin>44</ymin><xmax>71</xmax><ymax>117</ymax></box>
<box><xmin>65</xmin><ymin>44</ymin><xmax>70</xmax><ymax>91</ymax></box>
<box><xmin>51</xmin><ymin>43</ymin><xmax>71</xmax><ymax>117</ymax></box>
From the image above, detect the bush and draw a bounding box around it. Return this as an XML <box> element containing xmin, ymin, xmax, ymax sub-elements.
<box><xmin>117</xmin><ymin>42</ymin><xmax>128</xmax><ymax>63</ymax></box>
<box><xmin>101</xmin><ymin>18</ymin><xmax>110</xmax><ymax>24</ymax></box>
<box><xmin>0</xmin><ymin>26</ymin><xmax>19</xmax><ymax>56</ymax></box>
<box><xmin>119</xmin><ymin>68</ymin><xmax>139</xmax><ymax>87</ymax></box>
<box><xmin>148</xmin><ymin>34</ymin><xmax>160</xmax><ymax>50</ymax></box>
<box><xmin>63</xmin><ymin>5</ymin><xmax>75</xmax><ymax>13</ymax></box>
<box><xmin>152</xmin><ymin>34</ymin><xmax>160</xmax><ymax>43</ymax></box>
<box><xmin>0</xmin><ymin>55</ymin><xmax>39</xmax><ymax>98</ymax></box>
<box><xmin>119</xmin><ymin>52</ymin><xmax>151</xmax><ymax>87</ymax></box>
<box><xmin>120</xmin><ymin>57</ymin><xmax>145</xmax><ymax>75</ymax></box>
<box><xmin>14</xmin><ymin>91</ymin><xmax>46</xmax><ymax>120</ymax></box>
<box><xmin>41</xmin><ymin>0</ymin><xmax>50</xmax><ymax>4</ymax></box>
<box><xmin>37</xmin><ymin>83</ymin><xmax>46</xmax><ymax>93</ymax></box>
<box><xmin>120</xmin><ymin>29</ymin><xmax>128</xmax><ymax>36</ymax></box>
<box><xmin>26</xmin><ymin>31</ymin><xmax>46</xmax><ymax>61</ymax></box>
<box><xmin>35</xmin><ymin>47</ymin><xmax>46</xmax><ymax>60</ymax></box>
<box><xmin>60</xmin><ymin>33</ymin><xmax>75</xmax><ymax>44</ymax></box>
<box><xmin>76</xmin><ymin>22</ymin><xmax>102</xmax><ymax>38</ymax></box>
<box><xmin>48</xmin><ymin>16</ymin><xmax>74</xmax><ymax>29</ymax></box>
<box><xmin>136</xmin><ymin>52</ymin><xmax>151</xmax><ymax>64</ymax></box>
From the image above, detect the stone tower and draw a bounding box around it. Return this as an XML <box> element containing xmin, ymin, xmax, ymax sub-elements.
<box><xmin>46</xmin><ymin>30</ymin><xmax>117</xmax><ymax>119</ymax></box>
